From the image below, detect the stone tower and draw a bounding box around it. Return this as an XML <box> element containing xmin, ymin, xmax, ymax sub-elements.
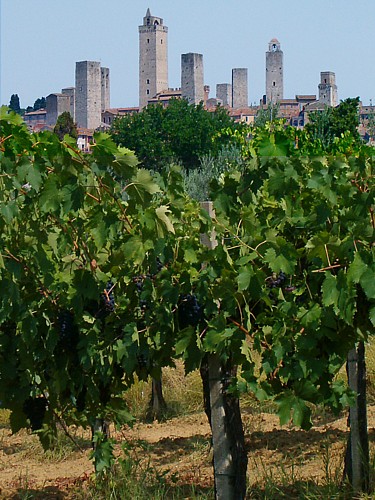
<box><xmin>216</xmin><ymin>83</ymin><xmax>233</xmax><ymax>107</ymax></box>
<box><xmin>318</xmin><ymin>71</ymin><xmax>338</xmax><ymax>107</ymax></box>
<box><xmin>181</xmin><ymin>53</ymin><xmax>204</xmax><ymax>105</ymax></box>
<box><xmin>75</xmin><ymin>61</ymin><xmax>102</xmax><ymax>129</ymax></box>
<box><xmin>139</xmin><ymin>8</ymin><xmax>168</xmax><ymax>109</ymax></box>
<box><xmin>101</xmin><ymin>67</ymin><xmax>110</xmax><ymax>111</ymax></box>
<box><xmin>266</xmin><ymin>38</ymin><xmax>283</xmax><ymax>103</ymax></box>
<box><xmin>61</xmin><ymin>87</ymin><xmax>76</xmax><ymax>119</ymax></box>
<box><xmin>46</xmin><ymin>93</ymin><xmax>71</xmax><ymax>126</ymax></box>
<box><xmin>232</xmin><ymin>68</ymin><xmax>248</xmax><ymax>108</ymax></box>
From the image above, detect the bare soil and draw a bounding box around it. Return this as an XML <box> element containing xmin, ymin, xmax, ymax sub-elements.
<box><xmin>0</xmin><ymin>406</ymin><xmax>374</xmax><ymax>498</ymax></box>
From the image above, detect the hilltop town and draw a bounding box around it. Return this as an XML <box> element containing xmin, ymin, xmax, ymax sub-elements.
<box><xmin>22</xmin><ymin>8</ymin><xmax>375</xmax><ymax>149</ymax></box>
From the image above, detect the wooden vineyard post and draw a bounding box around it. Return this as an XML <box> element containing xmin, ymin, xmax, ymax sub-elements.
<box><xmin>345</xmin><ymin>342</ymin><xmax>370</xmax><ymax>493</ymax></box>
<box><xmin>200</xmin><ymin>201</ymin><xmax>247</xmax><ymax>500</ymax></box>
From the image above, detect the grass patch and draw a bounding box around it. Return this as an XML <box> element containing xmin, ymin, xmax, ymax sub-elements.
<box><xmin>71</xmin><ymin>441</ymin><xmax>214</xmax><ymax>500</ymax></box>
<box><xmin>123</xmin><ymin>361</ymin><xmax>204</xmax><ymax>421</ymax></box>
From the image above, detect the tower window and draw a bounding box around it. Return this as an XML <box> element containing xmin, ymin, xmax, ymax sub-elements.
<box><xmin>147</xmin><ymin>39</ymin><xmax>149</xmax><ymax>43</ymax></box>
<box><xmin>147</xmin><ymin>79</ymin><xmax>150</xmax><ymax>84</ymax></box>
<box><xmin>161</xmin><ymin>39</ymin><xmax>163</xmax><ymax>44</ymax></box>
<box><xmin>273</xmin><ymin>82</ymin><xmax>276</xmax><ymax>86</ymax></box>
<box><xmin>147</xmin><ymin>90</ymin><xmax>150</xmax><ymax>95</ymax></box>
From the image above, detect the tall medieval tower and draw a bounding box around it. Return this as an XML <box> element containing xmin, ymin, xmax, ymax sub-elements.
<box><xmin>266</xmin><ymin>39</ymin><xmax>283</xmax><ymax>104</ymax></box>
<box><xmin>75</xmin><ymin>61</ymin><xmax>102</xmax><ymax>129</ymax></box>
<box><xmin>139</xmin><ymin>8</ymin><xmax>168</xmax><ymax>109</ymax></box>
<box><xmin>101</xmin><ymin>67</ymin><xmax>110</xmax><ymax>112</ymax></box>
<box><xmin>318</xmin><ymin>72</ymin><xmax>338</xmax><ymax>107</ymax></box>
<box><xmin>232</xmin><ymin>68</ymin><xmax>248</xmax><ymax>108</ymax></box>
<box><xmin>181</xmin><ymin>53</ymin><xmax>204</xmax><ymax>105</ymax></box>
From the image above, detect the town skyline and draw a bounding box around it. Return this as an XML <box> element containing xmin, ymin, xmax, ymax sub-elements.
<box><xmin>1</xmin><ymin>0</ymin><xmax>375</xmax><ymax>109</ymax></box>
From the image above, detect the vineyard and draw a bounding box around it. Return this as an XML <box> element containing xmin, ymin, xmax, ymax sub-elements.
<box><xmin>0</xmin><ymin>106</ymin><xmax>374</xmax><ymax>498</ymax></box>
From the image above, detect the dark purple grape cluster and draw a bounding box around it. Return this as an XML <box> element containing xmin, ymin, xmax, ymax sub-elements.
<box><xmin>178</xmin><ymin>294</ymin><xmax>203</xmax><ymax>329</ymax></box>
<box><xmin>22</xmin><ymin>396</ymin><xmax>47</xmax><ymax>431</ymax></box>
<box><xmin>101</xmin><ymin>281</ymin><xmax>115</xmax><ymax>313</ymax></box>
<box><xmin>156</xmin><ymin>257</ymin><xmax>164</xmax><ymax>273</ymax></box>
<box><xmin>267</xmin><ymin>271</ymin><xmax>287</xmax><ymax>289</ymax></box>
<box><xmin>136</xmin><ymin>352</ymin><xmax>148</xmax><ymax>369</ymax></box>
<box><xmin>132</xmin><ymin>275</ymin><xmax>149</xmax><ymax>311</ymax></box>
<box><xmin>57</xmin><ymin>309</ymin><xmax>78</xmax><ymax>351</ymax></box>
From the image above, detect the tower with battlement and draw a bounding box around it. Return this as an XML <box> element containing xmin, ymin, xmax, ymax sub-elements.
<box><xmin>75</xmin><ymin>61</ymin><xmax>102</xmax><ymax>129</ymax></box>
<box><xmin>266</xmin><ymin>38</ymin><xmax>283</xmax><ymax>103</ymax></box>
<box><xmin>319</xmin><ymin>71</ymin><xmax>338</xmax><ymax>107</ymax></box>
<box><xmin>181</xmin><ymin>53</ymin><xmax>204</xmax><ymax>105</ymax></box>
<box><xmin>139</xmin><ymin>8</ymin><xmax>168</xmax><ymax>109</ymax></box>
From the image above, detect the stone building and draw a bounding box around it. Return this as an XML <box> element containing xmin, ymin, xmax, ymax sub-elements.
<box><xmin>232</xmin><ymin>69</ymin><xmax>248</xmax><ymax>108</ymax></box>
<box><xmin>318</xmin><ymin>71</ymin><xmax>338</xmax><ymax>107</ymax></box>
<box><xmin>181</xmin><ymin>53</ymin><xmax>204</xmax><ymax>105</ymax></box>
<box><xmin>61</xmin><ymin>87</ymin><xmax>75</xmax><ymax>119</ymax></box>
<box><xmin>266</xmin><ymin>38</ymin><xmax>284</xmax><ymax>103</ymax></box>
<box><xmin>23</xmin><ymin>109</ymin><xmax>47</xmax><ymax>132</ymax></box>
<box><xmin>139</xmin><ymin>8</ymin><xmax>168</xmax><ymax>109</ymax></box>
<box><xmin>216</xmin><ymin>83</ymin><xmax>232</xmax><ymax>107</ymax></box>
<box><xmin>101</xmin><ymin>67</ymin><xmax>110</xmax><ymax>112</ymax></box>
<box><xmin>75</xmin><ymin>61</ymin><xmax>103</xmax><ymax>129</ymax></box>
<box><xmin>46</xmin><ymin>93</ymin><xmax>71</xmax><ymax>126</ymax></box>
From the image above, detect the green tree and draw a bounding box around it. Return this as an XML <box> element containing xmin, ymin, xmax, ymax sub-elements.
<box><xmin>304</xmin><ymin>97</ymin><xmax>361</xmax><ymax>153</ymax></box>
<box><xmin>253</xmin><ymin>102</ymin><xmax>280</xmax><ymax>128</ymax></box>
<box><xmin>110</xmin><ymin>99</ymin><xmax>242</xmax><ymax>171</ymax></box>
<box><xmin>53</xmin><ymin>111</ymin><xmax>78</xmax><ymax>140</ymax></box>
<box><xmin>330</xmin><ymin>96</ymin><xmax>361</xmax><ymax>141</ymax></box>
<box><xmin>33</xmin><ymin>97</ymin><xmax>46</xmax><ymax>111</ymax></box>
<box><xmin>9</xmin><ymin>94</ymin><xmax>21</xmax><ymax>114</ymax></box>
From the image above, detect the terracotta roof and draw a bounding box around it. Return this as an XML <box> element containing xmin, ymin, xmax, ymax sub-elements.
<box><xmin>103</xmin><ymin>107</ymin><xmax>139</xmax><ymax>114</ymax></box>
<box><xmin>32</xmin><ymin>124</ymin><xmax>53</xmax><ymax>132</ymax></box>
<box><xmin>304</xmin><ymin>100</ymin><xmax>329</xmax><ymax>111</ymax></box>
<box><xmin>24</xmin><ymin>109</ymin><xmax>46</xmax><ymax>116</ymax></box>
<box><xmin>296</xmin><ymin>95</ymin><xmax>316</xmax><ymax>101</ymax></box>
<box><xmin>228</xmin><ymin>107</ymin><xmax>258</xmax><ymax>116</ymax></box>
<box><xmin>77</xmin><ymin>127</ymin><xmax>94</xmax><ymax>135</ymax></box>
<box><xmin>279</xmin><ymin>99</ymin><xmax>299</xmax><ymax>105</ymax></box>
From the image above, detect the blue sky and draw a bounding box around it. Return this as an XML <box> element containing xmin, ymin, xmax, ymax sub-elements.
<box><xmin>1</xmin><ymin>0</ymin><xmax>375</xmax><ymax>108</ymax></box>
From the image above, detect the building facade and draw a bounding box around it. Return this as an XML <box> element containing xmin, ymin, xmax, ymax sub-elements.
<box><xmin>139</xmin><ymin>8</ymin><xmax>168</xmax><ymax>109</ymax></box>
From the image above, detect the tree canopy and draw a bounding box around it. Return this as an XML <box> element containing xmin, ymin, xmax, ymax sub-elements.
<box><xmin>53</xmin><ymin>111</ymin><xmax>78</xmax><ymax>140</ymax></box>
<box><xmin>110</xmin><ymin>99</ymin><xmax>242</xmax><ymax>171</ymax></box>
<box><xmin>9</xmin><ymin>94</ymin><xmax>21</xmax><ymax>114</ymax></box>
<box><xmin>33</xmin><ymin>97</ymin><xmax>46</xmax><ymax>111</ymax></box>
<box><xmin>304</xmin><ymin>97</ymin><xmax>361</xmax><ymax>153</ymax></box>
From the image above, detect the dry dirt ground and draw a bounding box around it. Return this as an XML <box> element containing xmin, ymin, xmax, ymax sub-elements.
<box><xmin>0</xmin><ymin>406</ymin><xmax>375</xmax><ymax>498</ymax></box>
